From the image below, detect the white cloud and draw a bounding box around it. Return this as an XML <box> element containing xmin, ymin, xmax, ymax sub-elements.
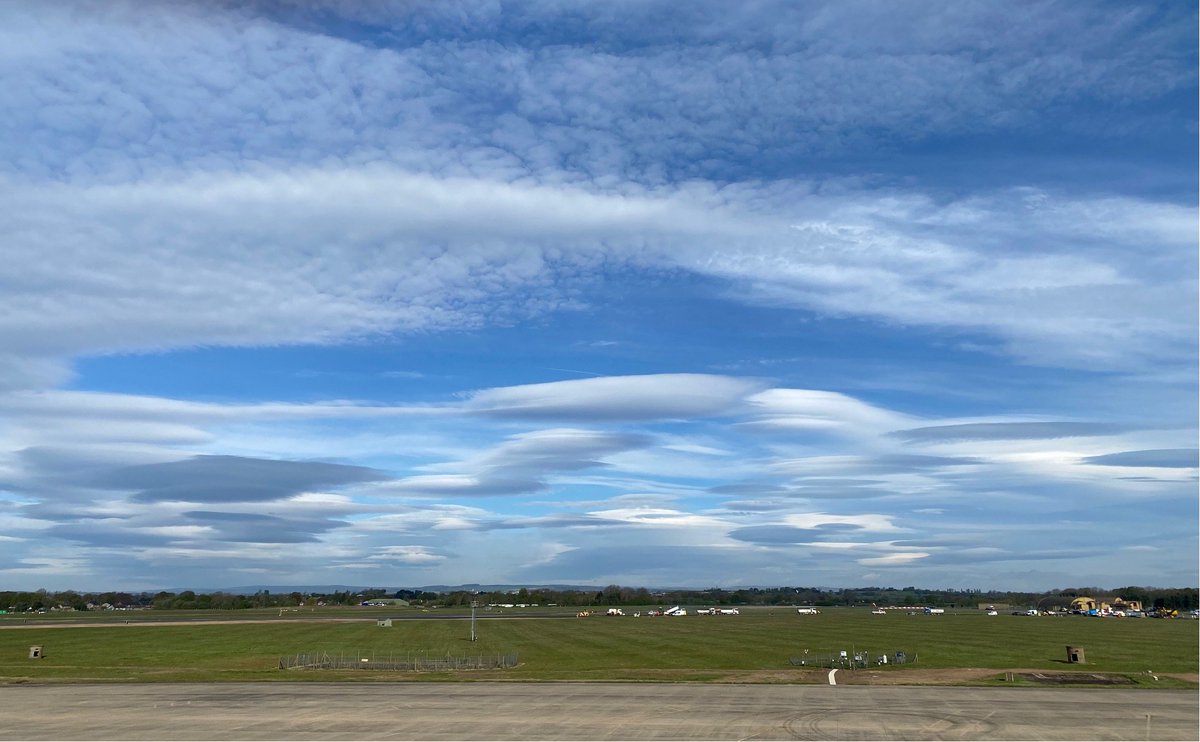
<box><xmin>587</xmin><ymin>507</ymin><xmax>728</xmax><ymax>528</ymax></box>
<box><xmin>784</xmin><ymin>512</ymin><xmax>902</xmax><ymax>532</ymax></box>
<box><xmin>0</xmin><ymin>1</ymin><xmax>1193</xmax><ymax>591</ymax></box>
<box><xmin>0</xmin><ymin>165</ymin><xmax>1192</xmax><ymax>395</ymax></box>
<box><xmin>464</xmin><ymin>374</ymin><xmax>764</xmax><ymax>420</ymax></box>
<box><xmin>5</xmin><ymin>1</ymin><xmax>1189</xmax><ymax>182</ymax></box>
<box><xmin>9</xmin><ymin>174</ymin><xmax>1194</xmax><ymax>402</ymax></box>
<box><xmin>743</xmin><ymin>388</ymin><xmax>912</xmax><ymax>439</ymax></box>
<box><xmin>0</xmin><ymin>556</ymin><xmax>94</xmax><ymax>577</ymax></box>
<box><xmin>858</xmin><ymin>552</ymin><xmax>930</xmax><ymax>566</ymax></box>
<box><xmin>382</xmin><ymin>427</ymin><xmax>653</xmax><ymax>497</ymax></box>
<box><xmin>365</xmin><ymin>545</ymin><xmax>448</xmax><ymax>565</ymax></box>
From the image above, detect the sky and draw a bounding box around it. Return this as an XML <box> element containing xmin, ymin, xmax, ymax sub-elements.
<box><xmin>0</xmin><ymin>0</ymin><xmax>1196</xmax><ymax>593</ymax></box>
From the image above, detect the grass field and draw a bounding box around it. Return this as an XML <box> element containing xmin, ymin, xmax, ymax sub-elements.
<box><xmin>1</xmin><ymin>606</ymin><xmax>1196</xmax><ymax>685</ymax></box>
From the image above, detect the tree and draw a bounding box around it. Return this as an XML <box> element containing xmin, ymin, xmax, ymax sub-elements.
<box><xmin>600</xmin><ymin>585</ymin><xmax>622</xmax><ymax>605</ymax></box>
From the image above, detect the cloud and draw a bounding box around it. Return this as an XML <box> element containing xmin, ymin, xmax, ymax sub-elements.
<box><xmin>362</xmin><ymin>545</ymin><xmax>452</xmax><ymax>566</ymax></box>
<box><xmin>45</xmin><ymin>523</ymin><xmax>183</xmax><ymax>548</ymax></box>
<box><xmin>784</xmin><ymin>512</ymin><xmax>901</xmax><ymax>532</ymax></box>
<box><xmin>729</xmin><ymin>524</ymin><xmax>862</xmax><ymax>544</ymax></box>
<box><xmin>5</xmin><ymin>1</ymin><xmax>1192</xmax><ymax>181</ymax></box>
<box><xmin>1082</xmin><ymin>449</ymin><xmax>1198</xmax><ymax>468</ymax></box>
<box><xmin>857</xmin><ymin>552</ymin><xmax>930</xmax><ymax>567</ymax></box>
<box><xmin>772</xmin><ymin>454</ymin><xmax>982</xmax><ymax>477</ymax></box>
<box><xmin>742</xmin><ymin>388</ymin><xmax>912</xmax><ymax>438</ymax></box>
<box><xmin>889</xmin><ymin>421</ymin><xmax>1144</xmax><ymax>442</ymax></box>
<box><xmin>1</xmin><ymin>169</ymin><xmax>1193</xmax><ymax>392</ymax></box>
<box><xmin>45</xmin><ymin>507</ymin><xmax>349</xmax><ymax>547</ymax></box>
<box><xmin>347</xmin><ymin>503</ymin><xmax>496</xmax><ymax>534</ymax></box>
<box><xmin>481</xmin><ymin>513</ymin><xmax>619</xmax><ymax>531</ymax></box>
<box><xmin>96</xmin><ymin>455</ymin><xmax>388</xmax><ymax>503</ymax></box>
<box><xmin>711</xmin><ymin>479</ymin><xmax>890</xmax><ymax>503</ymax></box>
<box><xmin>463</xmin><ymin>374</ymin><xmax>763</xmax><ymax>420</ymax></box>
<box><xmin>718</xmin><ymin>499</ymin><xmax>791</xmax><ymax>513</ymax></box>
<box><xmin>475</xmin><ymin>428</ymin><xmax>653</xmax><ymax>469</ymax></box>
<box><xmin>181</xmin><ymin>511</ymin><xmax>348</xmax><ymax>543</ymax></box>
<box><xmin>0</xmin><ymin>1</ymin><xmax>1191</xmax><ymax>397</ymax></box>
<box><xmin>520</xmin><ymin>543</ymin><xmax>770</xmax><ymax>584</ymax></box>
<box><xmin>698</xmin><ymin>190</ymin><xmax>1196</xmax><ymax>371</ymax></box>
<box><xmin>906</xmin><ymin>546</ymin><xmax>1110</xmax><ymax>565</ymax></box>
<box><xmin>585</xmin><ymin>507</ymin><xmax>727</xmax><ymax>528</ymax></box>
<box><xmin>384</xmin><ymin>428</ymin><xmax>652</xmax><ymax>497</ymax></box>
<box><xmin>385</xmin><ymin>475</ymin><xmax>544</xmax><ymax>498</ymax></box>
<box><xmin>0</xmin><ymin>1</ymin><xmax>1194</xmax><ymax>591</ymax></box>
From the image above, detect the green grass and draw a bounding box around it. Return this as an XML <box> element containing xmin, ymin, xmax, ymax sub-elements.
<box><xmin>1</xmin><ymin>607</ymin><xmax>1195</xmax><ymax>684</ymax></box>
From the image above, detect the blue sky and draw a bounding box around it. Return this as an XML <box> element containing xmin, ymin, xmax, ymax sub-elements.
<box><xmin>1</xmin><ymin>0</ymin><xmax>1196</xmax><ymax>592</ymax></box>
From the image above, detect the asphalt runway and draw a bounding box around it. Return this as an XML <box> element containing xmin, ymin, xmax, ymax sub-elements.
<box><xmin>2</xmin><ymin>682</ymin><xmax>1195</xmax><ymax>740</ymax></box>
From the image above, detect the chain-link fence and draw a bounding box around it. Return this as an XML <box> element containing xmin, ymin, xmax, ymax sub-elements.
<box><xmin>279</xmin><ymin>651</ymin><xmax>519</xmax><ymax>671</ymax></box>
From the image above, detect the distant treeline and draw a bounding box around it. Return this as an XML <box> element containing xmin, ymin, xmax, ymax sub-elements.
<box><xmin>432</xmin><ymin>585</ymin><xmax>1199</xmax><ymax>611</ymax></box>
<box><xmin>3</xmin><ymin>584</ymin><xmax>1197</xmax><ymax>613</ymax></box>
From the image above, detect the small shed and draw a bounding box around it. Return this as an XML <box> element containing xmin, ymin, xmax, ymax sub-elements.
<box><xmin>28</xmin><ymin>645</ymin><xmax>43</xmax><ymax>659</ymax></box>
<box><xmin>1066</xmin><ymin>645</ymin><xmax>1086</xmax><ymax>664</ymax></box>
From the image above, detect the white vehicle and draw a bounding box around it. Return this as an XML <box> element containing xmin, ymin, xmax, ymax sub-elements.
<box><xmin>718</xmin><ymin>608</ymin><xmax>739</xmax><ymax>615</ymax></box>
<box><xmin>871</xmin><ymin>609</ymin><xmax>886</xmax><ymax>615</ymax></box>
<box><xmin>924</xmin><ymin>607</ymin><xmax>945</xmax><ymax>614</ymax></box>
<box><xmin>796</xmin><ymin>607</ymin><xmax>820</xmax><ymax>615</ymax></box>
<box><xmin>664</xmin><ymin>606</ymin><xmax>687</xmax><ymax>616</ymax></box>
<box><xmin>986</xmin><ymin>610</ymin><xmax>998</xmax><ymax>616</ymax></box>
<box><xmin>605</xmin><ymin>608</ymin><xmax>625</xmax><ymax>616</ymax></box>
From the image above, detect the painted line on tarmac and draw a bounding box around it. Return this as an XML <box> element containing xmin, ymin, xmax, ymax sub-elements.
<box><xmin>828</xmin><ymin>669</ymin><xmax>838</xmax><ymax>685</ymax></box>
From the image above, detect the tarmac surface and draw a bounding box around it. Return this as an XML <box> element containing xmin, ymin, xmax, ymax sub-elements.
<box><xmin>2</xmin><ymin>682</ymin><xmax>1196</xmax><ymax>740</ymax></box>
